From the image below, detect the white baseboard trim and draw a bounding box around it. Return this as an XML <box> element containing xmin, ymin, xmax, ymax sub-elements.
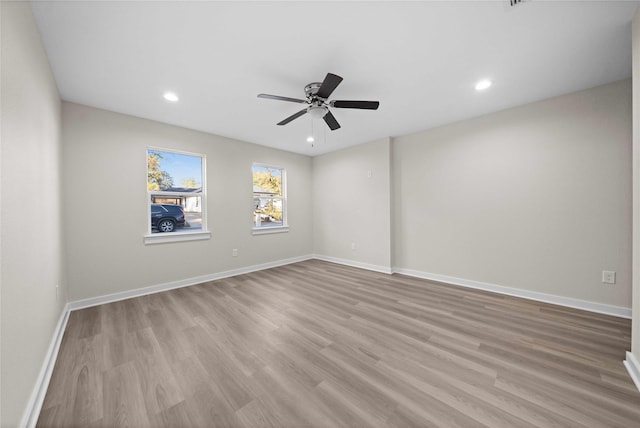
<box><xmin>312</xmin><ymin>254</ymin><xmax>393</xmax><ymax>274</ymax></box>
<box><xmin>68</xmin><ymin>254</ymin><xmax>314</xmax><ymax>311</ymax></box>
<box><xmin>21</xmin><ymin>304</ymin><xmax>71</xmax><ymax>428</ymax></box>
<box><xmin>392</xmin><ymin>267</ymin><xmax>632</xmax><ymax>319</ymax></box>
<box><xmin>23</xmin><ymin>254</ymin><xmax>314</xmax><ymax>426</ymax></box>
<box><xmin>66</xmin><ymin>256</ymin><xmax>631</xmax><ymax>318</ymax></box>
<box><xmin>624</xmin><ymin>352</ymin><xmax>640</xmax><ymax>392</ymax></box>
<box><xmin>23</xmin><ymin>254</ymin><xmax>635</xmax><ymax>427</ymax></box>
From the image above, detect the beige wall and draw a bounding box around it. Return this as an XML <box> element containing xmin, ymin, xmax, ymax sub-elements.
<box><xmin>1</xmin><ymin>2</ymin><xmax>65</xmax><ymax>426</ymax></box>
<box><xmin>312</xmin><ymin>138</ymin><xmax>392</xmax><ymax>271</ymax></box>
<box><xmin>393</xmin><ymin>79</ymin><xmax>632</xmax><ymax>309</ymax></box>
<box><xmin>632</xmin><ymin>9</ymin><xmax>640</xmax><ymax>358</ymax></box>
<box><xmin>62</xmin><ymin>102</ymin><xmax>313</xmax><ymax>301</ymax></box>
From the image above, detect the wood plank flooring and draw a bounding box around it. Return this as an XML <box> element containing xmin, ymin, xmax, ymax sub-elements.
<box><xmin>37</xmin><ymin>260</ymin><xmax>640</xmax><ymax>427</ymax></box>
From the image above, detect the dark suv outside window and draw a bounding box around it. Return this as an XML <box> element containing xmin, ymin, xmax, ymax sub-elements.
<box><xmin>151</xmin><ymin>203</ymin><xmax>186</xmax><ymax>233</ymax></box>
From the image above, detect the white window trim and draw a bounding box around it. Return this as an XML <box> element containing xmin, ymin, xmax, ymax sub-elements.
<box><xmin>252</xmin><ymin>226</ymin><xmax>290</xmax><ymax>235</ymax></box>
<box><xmin>144</xmin><ymin>230</ymin><xmax>212</xmax><ymax>245</ymax></box>
<box><xmin>146</xmin><ymin>147</ymin><xmax>209</xmax><ymax>244</ymax></box>
<box><xmin>252</xmin><ymin>163</ymin><xmax>288</xmax><ymax>233</ymax></box>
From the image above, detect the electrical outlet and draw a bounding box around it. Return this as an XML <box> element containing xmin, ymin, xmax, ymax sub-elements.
<box><xmin>351</xmin><ymin>242</ymin><xmax>356</xmax><ymax>251</ymax></box>
<box><xmin>232</xmin><ymin>249</ymin><xmax>238</xmax><ymax>257</ymax></box>
<box><xmin>602</xmin><ymin>270</ymin><xmax>616</xmax><ymax>284</ymax></box>
<box><xmin>367</xmin><ymin>170</ymin><xmax>372</xmax><ymax>178</ymax></box>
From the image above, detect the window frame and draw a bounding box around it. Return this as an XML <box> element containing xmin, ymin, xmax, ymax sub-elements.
<box><xmin>252</xmin><ymin>163</ymin><xmax>289</xmax><ymax>235</ymax></box>
<box><xmin>144</xmin><ymin>147</ymin><xmax>211</xmax><ymax>245</ymax></box>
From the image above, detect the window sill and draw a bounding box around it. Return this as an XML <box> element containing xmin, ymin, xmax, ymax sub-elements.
<box><xmin>252</xmin><ymin>226</ymin><xmax>289</xmax><ymax>235</ymax></box>
<box><xmin>144</xmin><ymin>230</ymin><xmax>211</xmax><ymax>245</ymax></box>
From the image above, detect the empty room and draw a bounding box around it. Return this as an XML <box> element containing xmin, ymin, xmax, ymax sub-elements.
<box><xmin>3</xmin><ymin>1</ymin><xmax>640</xmax><ymax>427</ymax></box>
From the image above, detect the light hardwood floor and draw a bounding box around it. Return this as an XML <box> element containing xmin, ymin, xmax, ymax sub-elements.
<box><xmin>37</xmin><ymin>260</ymin><xmax>640</xmax><ymax>427</ymax></box>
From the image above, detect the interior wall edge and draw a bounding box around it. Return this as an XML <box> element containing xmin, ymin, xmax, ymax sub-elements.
<box><xmin>624</xmin><ymin>352</ymin><xmax>640</xmax><ymax>392</ymax></box>
<box><xmin>312</xmin><ymin>254</ymin><xmax>393</xmax><ymax>274</ymax></box>
<box><xmin>2</xmin><ymin>2</ymin><xmax>66</xmax><ymax>426</ymax></box>
<box><xmin>19</xmin><ymin>305</ymin><xmax>70</xmax><ymax>428</ymax></box>
<box><xmin>631</xmin><ymin>2</ymin><xmax>640</xmax><ymax>364</ymax></box>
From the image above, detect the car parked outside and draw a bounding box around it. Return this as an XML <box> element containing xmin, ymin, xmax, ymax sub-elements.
<box><xmin>151</xmin><ymin>203</ymin><xmax>186</xmax><ymax>232</ymax></box>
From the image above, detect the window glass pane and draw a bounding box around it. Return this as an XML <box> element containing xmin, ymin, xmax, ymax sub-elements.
<box><xmin>252</xmin><ymin>164</ymin><xmax>286</xmax><ymax>229</ymax></box>
<box><xmin>253</xmin><ymin>197</ymin><xmax>283</xmax><ymax>228</ymax></box>
<box><xmin>147</xmin><ymin>150</ymin><xmax>202</xmax><ymax>192</ymax></box>
<box><xmin>150</xmin><ymin>202</ymin><xmax>187</xmax><ymax>233</ymax></box>
<box><xmin>150</xmin><ymin>196</ymin><xmax>203</xmax><ymax>233</ymax></box>
<box><xmin>183</xmin><ymin>195</ymin><xmax>203</xmax><ymax>231</ymax></box>
<box><xmin>252</xmin><ymin>165</ymin><xmax>282</xmax><ymax>197</ymax></box>
<box><xmin>148</xmin><ymin>149</ymin><xmax>205</xmax><ymax>235</ymax></box>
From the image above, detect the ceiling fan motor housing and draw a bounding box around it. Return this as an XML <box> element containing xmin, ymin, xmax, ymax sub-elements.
<box><xmin>304</xmin><ymin>82</ymin><xmax>323</xmax><ymax>99</ymax></box>
<box><xmin>305</xmin><ymin>82</ymin><xmax>329</xmax><ymax>118</ymax></box>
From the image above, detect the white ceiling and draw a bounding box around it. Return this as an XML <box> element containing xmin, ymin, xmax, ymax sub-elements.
<box><xmin>31</xmin><ymin>1</ymin><xmax>637</xmax><ymax>156</ymax></box>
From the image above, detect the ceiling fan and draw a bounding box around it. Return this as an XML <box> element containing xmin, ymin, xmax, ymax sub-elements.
<box><xmin>258</xmin><ymin>73</ymin><xmax>380</xmax><ymax>131</ymax></box>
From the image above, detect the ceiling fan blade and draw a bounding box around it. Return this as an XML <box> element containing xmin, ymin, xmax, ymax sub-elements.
<box><xmin>323</xmin><ymin>110</ymin><xmax>341</xmax><ymax>131</ymax></box>
<box><xmin>277</xmin><ymin>108</ymin><xmax>308</xmax><ymax>126</ymax></box>
<box><xmin>316</xmin><ymin>73</ymin><xmax>343</xmax><ymax>99</ymax></box>
<box><xmin>331</xmin><ymin>100</ymin><xmax>380</xmax><ymax>110</ymax></box>
<box><xmin>258</xmin><ymin>94</ymin><xmax>307</xmax><ymax>104</ymax></box>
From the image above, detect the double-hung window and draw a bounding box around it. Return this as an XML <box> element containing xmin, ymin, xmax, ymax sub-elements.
<box><xmin>252</xmin><ymin>163</ymin><xmax>288</xmax><ymax>234</ymax></box>
<box><xmin>145</xmin><ymin>148</ymin><xmax>209</xmax><ymax>244</ymax></box>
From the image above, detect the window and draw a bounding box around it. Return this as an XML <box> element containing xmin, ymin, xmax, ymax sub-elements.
<box><xmin>145</xmin><ymin>148</ymin><xmax>209</xmax><ymax>244</ymax></box>
<box><xmin>252</xmin><ymin>164</ymin><xmax>288</xmax><ymax>234</ymax></box>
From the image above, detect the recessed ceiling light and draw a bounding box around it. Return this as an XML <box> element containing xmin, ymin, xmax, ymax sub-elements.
<box><xmin>474</xmin><ymin>79</ymin><xmax>492</xmax><ymax>91</ymax></box>
<box><xmin>163</xmin><ymin>92</ymin><xmax>179</xmax><ymax>102</ymax></box>
<box><xmin>306</xmin><ymin>136</ymin><xmax>315</xmax><ymax>143</ymax></box>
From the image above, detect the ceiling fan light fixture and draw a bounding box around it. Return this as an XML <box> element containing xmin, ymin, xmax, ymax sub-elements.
<box><xmin>308</xmin><ymin>105</ymin><xmax>328</xmax><ymax>119</ymax></box>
